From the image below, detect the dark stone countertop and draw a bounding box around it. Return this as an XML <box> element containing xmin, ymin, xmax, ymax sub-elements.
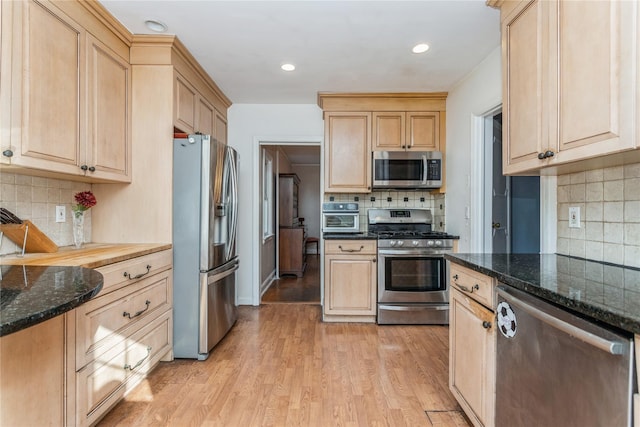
<box><xmin>323</xmin><ymin>232</ymin><xmax>378</xmax><ymax>240</ymax></box>
<box><xmin>446</xmin><ymin>253</ymin><xmax>640</xmax><ymax>335</ymax></box>
<box><xmin>0</xmin><ymin>265</ymin><xmax>103</xmax><ymax>337</ymax></box>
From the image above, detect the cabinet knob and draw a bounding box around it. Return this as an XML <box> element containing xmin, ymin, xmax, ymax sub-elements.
<box><xmin>537</xmin><ymin>152</ymin><xmax>546</xmax><ymax>160</ymax></box>
<box><xmin>88</xmin><ymin>166</ymin><xmax>96</xmax><ymax>172</ymax></box>
<box><xmin>2</xmin><ymin>149</ymin><xmax>13</xmax><ymax>158</ymax></box>
<box><xmin>452</xmin><ymin>274</ymin><xmax>459</xmax><ymax>281</ymax></box>
<box><xmin>372</xmin><ymin>258</ymin><xmax>377</xmax><ymax>263</ymax></box>
<box><xmin>80</xmin><ymin>164</ymin><xmax>88</xmax><ymax>171</ymax></box>
<box><xmin>544</xmin><ymin>150</ymin><xmax>555</xmax><ymax>158</ymax></box>
<box><xmin>482</xmin><ymin>321</ymin><xmax>492</xmax><ymax>329</ymax></box>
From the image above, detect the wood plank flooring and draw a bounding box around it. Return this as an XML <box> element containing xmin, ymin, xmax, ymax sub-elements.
<box><xmin>261</xmin><ymin>254</ymin><xmax>321</xmax><ymax>304</ymax></box>
<box><xmin>98</xmin><ymin>304</ymin><xmax>470</xmax><ymax>427</ymax></box>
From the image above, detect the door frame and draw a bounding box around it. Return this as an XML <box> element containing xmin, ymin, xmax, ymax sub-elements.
<box><xmin>471</xmin><ymin>107</ymin><xmax>557</xmax><ymax>254</ymax></box>
<box><xmin>252</xmin><ymin>136</ymin><xmax>323</xmax><ymax>305</ymax></box>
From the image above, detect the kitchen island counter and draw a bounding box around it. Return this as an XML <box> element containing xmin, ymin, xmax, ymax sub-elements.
<box><xmin>446</xmin><ymin>253</ymin><xmax>640</xmax><ymax>334</ymax></box>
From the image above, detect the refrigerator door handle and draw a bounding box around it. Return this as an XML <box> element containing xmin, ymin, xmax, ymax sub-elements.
<box><xmin>496</xmin><ymin>286</ymin><xmax>625</xmax><ymax>355</ymax></box>
<box><xmin>207</xmin><ymin>261</ymin><xmax>239</xmax><ymax>284</ymax></box>
<box><xmin>226</xmin><ymin>150</ymin><xmax>239</xmax><ymax>262</ymax></box>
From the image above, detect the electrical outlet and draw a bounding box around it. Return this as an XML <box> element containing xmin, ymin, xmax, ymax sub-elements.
<box><xmin>56</xmin><ymin>205</ymin><xmax>66</xmax><ymax>223</ymax></box>
<box><xmin>569</xmin><ymin>206</ymin><xmax>580</xmax><ymax>228</ymax></box>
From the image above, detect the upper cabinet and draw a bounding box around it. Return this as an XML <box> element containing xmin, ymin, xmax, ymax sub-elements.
<box><xmin>318</xmin><ymin>93</ymin><xmax>447</xmax><ymax>193</ymax></box>
<box><xmin>373</xmin><ymin>111</ymin><xmax>440</xmax><ymax>151</ymax></box>
<box><xmin>498</xmin><ymin>0</ymin><xmax>639</xmax><ymax>175</ymax></box>
<box><xmin>0</xmin><ymin>0</ymin><xmax>131</xmax><ymax>182</ymax></box>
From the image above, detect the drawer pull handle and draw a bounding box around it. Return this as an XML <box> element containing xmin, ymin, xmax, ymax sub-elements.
<box><xmin>482</xmin><ymin>321</ymin><xmax>492</xmax><ymax>329</ymax></box>
<box><xmin>456</xmin><ymin>283</ymin><xmax>480</xmax><ymax>294</ymax></box>
<box><xmin>123</xmin><ymin>300</ymin><xmax>151</xmax><ymax>319</ymax></box>
<box><xmin>339</xmin><ymin>245</ymin><xmax>364</xmax><ymax>253</ymax></box>
<box><xmin>124</xmin><ymin>265</ymin><xmax>151</xmax><ymax>280</ymax></box>
<box><xmin>124</xmin><ymin>346</ymin><xmax>152</xmax><ymax>371</ymax></box>
<box><xmin>452</xmin><ymin>274</ymin><xmax>459</xmax><ymax>280</ymax></box>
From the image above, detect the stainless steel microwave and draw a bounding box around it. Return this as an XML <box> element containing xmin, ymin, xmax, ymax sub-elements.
<box><xmin>372</xmin><ymin>151</ymin><xmax>443</xmax><ymax>189</ymax></box>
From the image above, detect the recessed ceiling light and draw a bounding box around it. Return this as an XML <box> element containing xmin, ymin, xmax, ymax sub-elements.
<box><xmin>412</xmin><ymin>43</ymin><xmax>430</xmax><ymax>54</ymax></box>
<box><xmin>144</xmin><ymin>19</ymin><xmax>168</xmax><ymax>33</ymax></box>
<box><xmin>281</xmin><ymin>63</ymin><xmax>296</xmax><ymax>72</ymax></box>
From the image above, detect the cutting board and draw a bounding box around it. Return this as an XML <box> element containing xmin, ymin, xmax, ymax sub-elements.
<box><xmin>0</xmin><ymin>221</ymin><xmax>58</xmax><ymax>253</ymax></box>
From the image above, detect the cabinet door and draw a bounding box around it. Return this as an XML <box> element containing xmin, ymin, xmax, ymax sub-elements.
<box><xmin>214</xmin><ymin>109</ymin><xmax>227</xmax><ymax>145</ymax></box>
<box><xmin>372</xmin><ymin>112</ymin><xmax>405</xmax><ymax>151</ymax></box>
<box><xmin>549</xmin><ymin>0</ymin><xmax>636</xmax><ymax>162</ymax></box>
<box><xmin>324</xmin><ymin>254</ymin><xmax>376</xmax><ymax>315</ymax></box>
<box><xmin>86</xmin><ymin>34</ymin><xmax>131</xmax><ymax>182</ymax></box>
<box><xmin>3</xmin><ymin>0</ymin><xmax>84</xmax><ymax>174</ymax></box>
<box><xmin>449</xmin><ymin>287</ymin><xmax>495</xmax><ymax>427</ymax></box>
<box><xmin>502</xmin><ymin>0</ymin><xmax>548</xmax><ymax>174</ymax></box>
<box><xmin>196</xmin><ymin>96</ymin><xmax>215</xmax><ymax>136</ymax></box>
<box><xmin>174</xmin><ymin>72</ymin><xmax>197</xmax><ymax>134</ymax></box>
<box><xmin>324</xmin><ymin>112</ymin><xmax>372</xmax><ymax>193</ymax></box>
<box><xmin>406</xmin><ymin>111</ymin><xmax>439</xmax><ymax>150</ymax></box>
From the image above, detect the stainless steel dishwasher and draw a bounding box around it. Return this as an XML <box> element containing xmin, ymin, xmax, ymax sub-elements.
<box><xmin>495</xmin><ymin>285</ymin><xmax>635</xmax><ymax>427</ymax></box>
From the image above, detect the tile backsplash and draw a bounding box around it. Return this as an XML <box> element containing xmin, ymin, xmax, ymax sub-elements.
<box><xmin>324</xmin><ymin>190</ymin><xmax>446</xmax><ymax>232</ymax></box>
<box><xmin>557</xmin><ymin>163</ymin><xmax>640</xmax><ymax>267</ymax></box>
<box><xmin>0</xmin><ymin>173</ymin><xmax>93</xmax><ymax>255</ymax></box>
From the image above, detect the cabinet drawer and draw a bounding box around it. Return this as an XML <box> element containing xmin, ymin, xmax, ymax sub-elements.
<box><xmin>76</xmin><ymin>311</ymin><xmax>172</xmax><ymax>427</ymax></box>
<box><xmin>450</xmin><ymin>263</ymin><xmax>494</xmax><ymax>309</ymax></box>
<box><xmin>75</xmin><ymin>270</ymin><xmax>172</xmax><ymax>369</ymax></box>
<box><xmin>325</xmin><ymin>240</ymin><xmax>376</xmax><ymax>255</ymax></box>
<box><xmin>95</xmin><ymin>249</ymin><xmax>172</xmax><ymax>295</ymax></box>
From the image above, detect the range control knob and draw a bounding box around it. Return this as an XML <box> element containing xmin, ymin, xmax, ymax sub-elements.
<box><xmin>412</xmin><ymin>240</ymin><xmax>420</xmax><ymax>247</ymax></box>
<box><xmin>435</xmin><ymin>240</ymin><xmax>443</xmax><ymax>246</ymax></box>
<box><xmin>396</xmin><ymin>241</ymin><xmax>404</xmax><ymax>247</ymax></box>
<box><xmin>426</xmin><ymin>240</ymin><xmax>435</xmax><ymax>247</ymax></box>
<box><xmin>389</xmin><ymin>240</ymin><xmax>397</xmax><ymax>247</ymax></box>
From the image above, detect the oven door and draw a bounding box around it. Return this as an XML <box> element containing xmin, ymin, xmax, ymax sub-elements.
<box><xmin>377</xmin><ymin>249</ymin><xmax>448</xmax><ymax>303</ymax></box>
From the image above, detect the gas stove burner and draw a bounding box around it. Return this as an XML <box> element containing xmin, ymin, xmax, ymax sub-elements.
<box><xmin>373</xmin><ymin>230</ymin><xmax>452</xmax><ymax>239</ymax></box>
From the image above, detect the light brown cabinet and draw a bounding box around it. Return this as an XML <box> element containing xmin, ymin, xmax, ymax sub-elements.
<box><xmin>500</xmin><ymin>0</ymin><xmax>638</xmax><ymax>175</ymax></box>
<box><xmin>449</xmin><ymin>263</ymin><xmax>496</xmax><ymax>427</ymax></box>
<box><xmin>279</xmin><ymin>227</ymin><xmax>306</xmax><ymax>277</ymax></box>
<box><xmin>279</xmin><ymin>173</ymin><xmax>300</xmax><ymax>227</ymax></box>
<box><xmin>69</xmin><ymin>249</ymin><xmax>173</xmax><ymax>427</ymax></box>
<box><xmin>174</xmin><ymin>71</ymin><xmax>227</xmax><ymax>141</ymax></box>
<box><xmin>323</xmin><ymin>240</ymin><xmax>377</xmax><ymax>322</ymax></box>
<box><xmin>373</xmin><ymin>111</ymin><xmax>440</xmax><ymax>151</ymax></box>
<box><xmin>0</xmin><ymin>0</ymin><xmax>131</xmax><ymax>182</ymax></box>
<box><xmin>318</xmin><ymin>93</ymin><xmax>448</xmax><ymax>194</ymax></box>
<box><xmin>324</xmin><ymin>112</ymin><xmax>372</xmax><ymax>193</ymax></box>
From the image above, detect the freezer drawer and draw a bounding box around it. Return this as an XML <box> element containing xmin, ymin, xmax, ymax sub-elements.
<box><xmin>198</xmin><ymin>260</ymin><xmax>238</xmax><ymax>359</ymax></box>
<box><xmin>495</xmin><ymin>285</ymin><xmax>634</xmax><ymax>427</ymax></box>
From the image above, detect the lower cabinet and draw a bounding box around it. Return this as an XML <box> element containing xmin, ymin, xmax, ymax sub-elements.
<box><xmin>449</xmin><ymin>263</ymin><xmax>496</xmax><ymax>427</ymax></box>
<box><xmin>323</xmin><ymin>240</ymin><xmax>377</xmax><ymax>322</ymax></box>
<box><xmin>67</xmin><ymin>248</ymin><xmax>173</xmax><ymax>426</ymax></box>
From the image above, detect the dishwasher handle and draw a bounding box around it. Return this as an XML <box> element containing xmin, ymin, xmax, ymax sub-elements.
<box><xmin>496</xmin><ymin>286</ymin><xmax>626</xmax><ymax>355</ymax></box>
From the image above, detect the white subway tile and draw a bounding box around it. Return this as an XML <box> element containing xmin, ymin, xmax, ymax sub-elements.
<box><xmin>624</xmin><ymin>163</ymin><xmax>640</xmax><ymax>178</ymax></box>
<box><xmin>625</xmin><ymin>201</ymin><xmax>640</xmax><ymax>222</ymax></box>
<box><xmin>603</xmin><ymin>180</ymin><xmax>624</xmax><ymax>201</ymax></box>
<box><xmin>624</xmin><ymin>245</ymin><xmax>640</xmax><ymax>268</ymax></box>
<box><xmin>570</xmin><ymin>172</ymin><xmax>586</xmax><ymax>184</ymax></box>
<box><xmin>603</xmin><ymin>243</ymin><xmax>624</xmax><ymax>264</ymax></box>
<box><xmin>604</xmin><ymin>222</ymin><xmax>624</xmax><ymax>244</ymax></box>
<box><xmin>0</xmin><ymin>173</ymin><xmax>15</xmax><ymax>184</ymax></box>
<box><xmin>557</xmin><ymin>238</ymin><xmax>570</xmax><ymax>255</ymax></box>
<box><xmin>624</xmin><ymin>178</ymin><xmax>640</xmax><ymax>201</ymax></box>
<box><xmin>32</xmin><ymin>177</ymin><xmax>48</xmax><ymax>187</ymax></box>
<box><xmin>586</xmin><ymin>169</ymin><xmax>604</xmax><ymax>182</ymax></box>
<box><xmin>558</xmin><ymin>221</ymin><xmax>571</xmax><ymax>238</ymax></box>
<box><xmin>603</xmin><ymin>202</ymin><xmax>624</xmax><ymax>222</ymax></box>
<box><xmin>585</xmin><ymin>182</ymin><xmax>603</xmax><ymax>202</ymax></box>
<box><xmin>570</xmin><ymin>226</ymin><xmax>586</xmax><ymax>240</ymax></box>
<box><xmin>624</xmin><ymin>223</ymin><xmax>640</xmax><ymax>246</ymax></box>
<box><xmin>603</xmin><ymin>166</ymin><xmax>624</xmax><ymax>181</ymax></box>
<box><xmin>585</xmin><ymin>241</ymin><xmax>604</xmax><ymax>261</ymax></box>
<box><xmin>569</xmin><ymin>183</ymin><xmax>586</xmax><ymax>202</ymax></box>
<box><xmin>558</xmin><ymin>174</ymin><xmax>571</xmax><ymax>186</ymax></box>
<box><xmin>15</xmin><ymin>175</ymin><xmax>32</xmax><ymax>185</ymax></box>
<box><xmin>585</xmin><ymin>202</ymin><xmax>603</xmax><ymax>221</ymax></box>
<box><xmin>569</xmin><ymin>239</ymin><xmax>586</xmax><ymax>258</ymax></box>
<box><xmin>585</xmin><ymin>222</ymin><xmax>603</xmax><ymax>242</ymax></box>
<box><xmin>1</xmin><ymin>184</ymin><xmax>16</xmax><ymax>202</ymax></box>
<box><xmin>558</xmin><ymin>185</ymin><xmax>570</xmax><ymax>203</ymax></box>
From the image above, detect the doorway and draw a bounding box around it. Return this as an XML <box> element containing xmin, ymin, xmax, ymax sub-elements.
<box><xmin>258</xmin><ymin>143</ymin><xmax>322</xmax><ymax>304</ymax></box>
<box><xmin>483</xmin><ymin>112</ymin><xmax>540</xmax><ymax>254</ymax></box>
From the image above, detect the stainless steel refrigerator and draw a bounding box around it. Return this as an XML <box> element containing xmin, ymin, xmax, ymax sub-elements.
<box><xmin>172</xmin><ymin>134</ymin><xmax>239</xmax><ymax>360</ymax></box>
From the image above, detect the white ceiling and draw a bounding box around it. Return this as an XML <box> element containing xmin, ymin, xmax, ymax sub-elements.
<box><xmin>100</xmin><ymin>0</ymin><xmax>501</xmax><ymax>105</ymax></box>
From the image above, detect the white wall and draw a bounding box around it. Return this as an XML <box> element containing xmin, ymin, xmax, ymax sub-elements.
<box><xmin>227</xmin><ymin>104</ymin><xmax>324</xmax><ymax>305</ymax></box>
<box><xmin>292</xmin><ymin>164</ymin><xmax>322</xmax><ymax>246</ymax></box>
<box><xmin>445</xmin><ymin>47</ymin><xmax>502</xmax><ymax>252</ymax></box>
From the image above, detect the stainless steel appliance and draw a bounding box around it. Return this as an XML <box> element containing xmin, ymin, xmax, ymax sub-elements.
<box><xmin>173</xmin><ymin>134</ymin><xmax>239</xmax><ymax>360</ymax></box>
<box><xmin>372</xmin><ymin>151</ymin><xmax>442</xmax><ymax>189</ymax></box>
<box><xmin>368</xmin><ymin>208</ymin><xmax>454</xmax><ymax>325</ymax></box>
<box><xmin>495</xmin><ymin>285</ymin><xmax>634</xmax><ymax>427</ymax></box>
<box><xmin>322</xmin><ymin>202</ymin><xmax>360</xmax><ymax>233</ymax></box>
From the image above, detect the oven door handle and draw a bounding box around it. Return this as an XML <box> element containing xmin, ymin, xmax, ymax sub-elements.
<box><xmin>378</xmin><ymin>249</ymin><xmax>446</xmax><ymax>256</ymax></box>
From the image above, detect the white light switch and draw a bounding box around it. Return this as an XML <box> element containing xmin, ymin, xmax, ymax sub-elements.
<box><xmin>56</xmin><ymin>205</ymin><xmax>66</xmax><ymax>223</ymax></box>
<box><xmin>569</xmin><ymin>206</ymin><xmax>580</xmax><ymax>228</ymax></box>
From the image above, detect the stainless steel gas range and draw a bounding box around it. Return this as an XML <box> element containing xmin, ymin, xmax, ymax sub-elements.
<box><xmin>368</xmin><ymin>208</ymin><xmax>456</xmax><ymax>325</ymax></box>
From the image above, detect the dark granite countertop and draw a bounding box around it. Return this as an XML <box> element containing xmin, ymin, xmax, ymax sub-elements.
<box><xmin>0</xmin><ymin>265</ymin><xmax>103</xmax><ymax>337</ymax></box>
<box><xmin>323</xmin><ymin>232</ymin><xmax>378</xmax><ymax>240</ymax></box>
<box><xmin>446</xmin><ymin>253</ymin><xmax>640</xmax><ymax>335</ymax></box>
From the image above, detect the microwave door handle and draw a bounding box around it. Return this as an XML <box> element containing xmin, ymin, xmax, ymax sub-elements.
<box><xmin>422</xmin><ymin>154</ymin><xmax>428</xmax><ymax>184</ymax></box>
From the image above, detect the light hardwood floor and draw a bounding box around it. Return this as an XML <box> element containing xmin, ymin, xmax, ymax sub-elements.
<box><xmin>98</xmin><ymin>304</ymin><xmax>470</xmax><ymax>427</ymax></box>
<box><xmin>262</xmin><ymin>254</ymin><xmax>321</xmax><ymax>304</ymax></box>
